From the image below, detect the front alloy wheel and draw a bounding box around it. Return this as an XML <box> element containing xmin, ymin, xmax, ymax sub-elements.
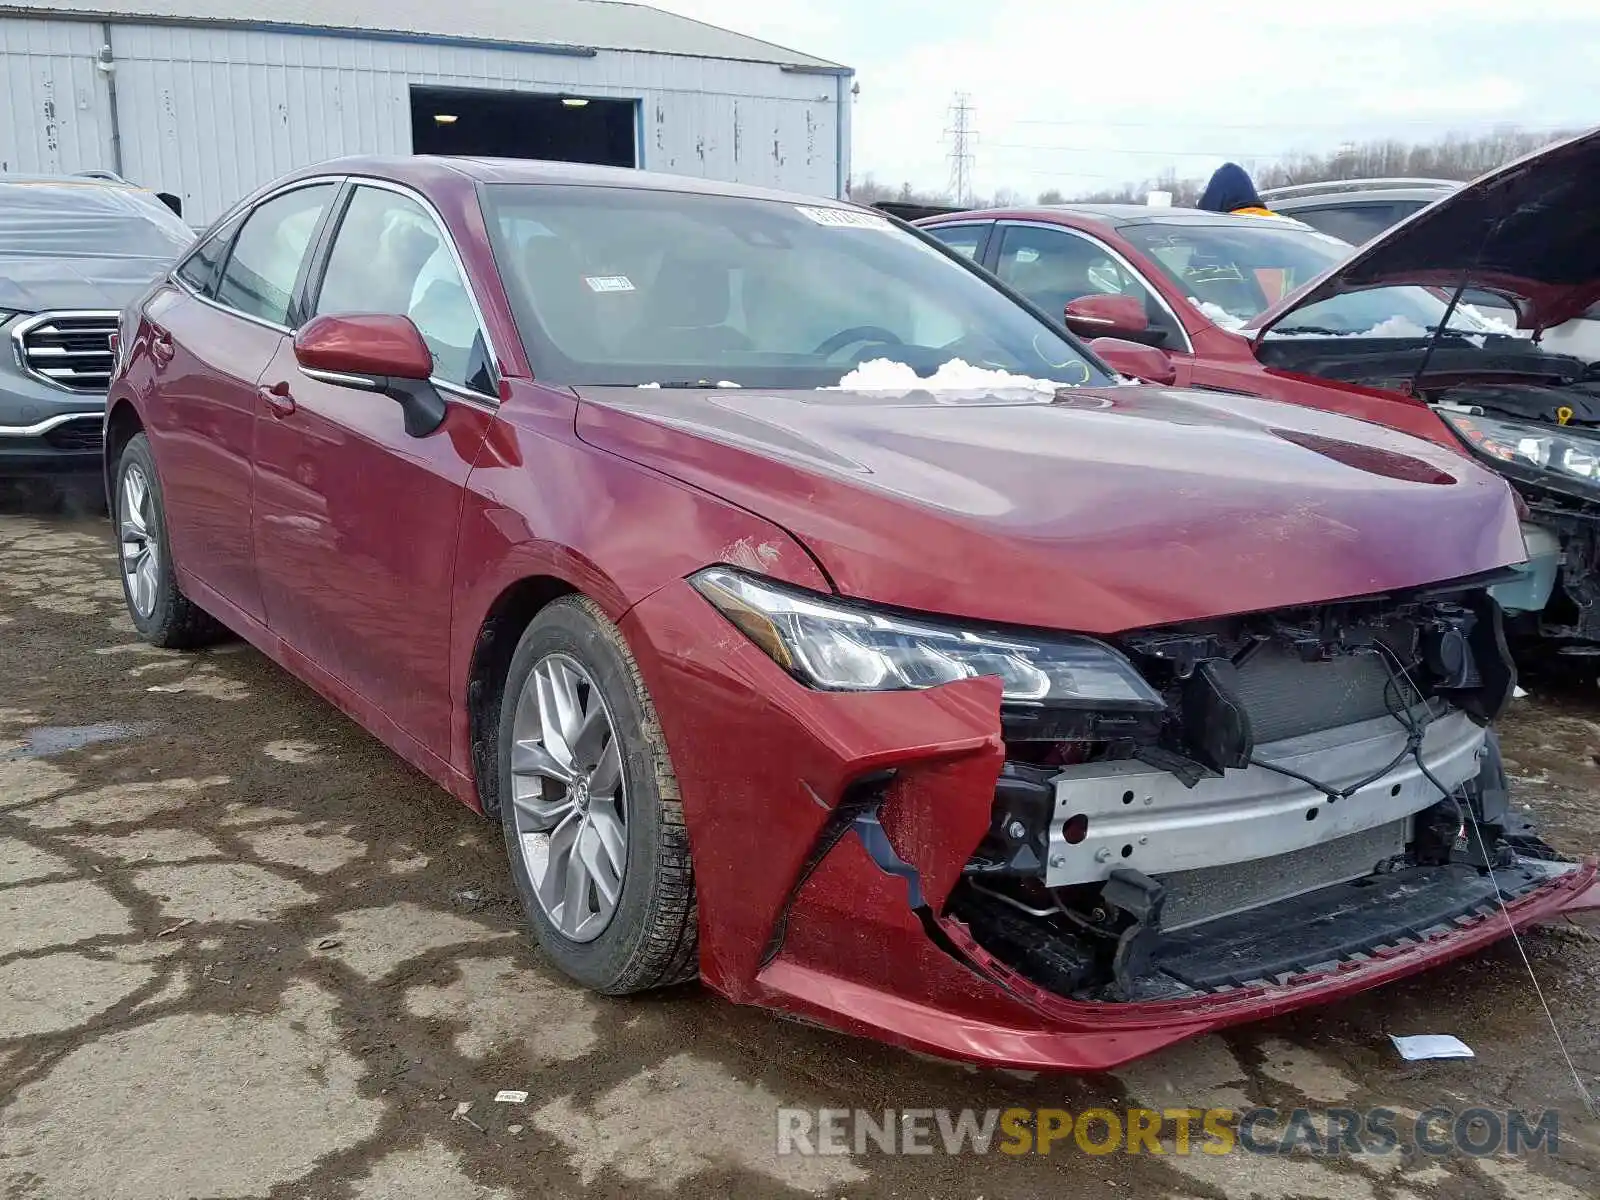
<box><xmin>496</xmin><ymin>595</ymin><xmax>698</xmax><ymax>994</ymax></box>
<box><xmin>509</xmin><ymin>653</ymin><xmax>629</xmax><ymax>942</ymax></box>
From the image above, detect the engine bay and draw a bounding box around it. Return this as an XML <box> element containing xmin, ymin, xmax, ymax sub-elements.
<box><xmin>945</xmin><ymin>578</ymin><xmax>1570</xmax><ymax>1002</ymax></box>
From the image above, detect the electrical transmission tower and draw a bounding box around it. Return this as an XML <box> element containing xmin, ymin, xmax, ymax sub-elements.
<box><xmin>945</xmin><ymin>93</ymin><xmax>976</xmax><ymax>205</ymax></box>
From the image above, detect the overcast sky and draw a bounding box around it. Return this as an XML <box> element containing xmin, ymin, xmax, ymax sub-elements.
<box><xmin>650</xmin><ymin>1</ymin><xmax>1600</xmax><ymax>198</ymax></box>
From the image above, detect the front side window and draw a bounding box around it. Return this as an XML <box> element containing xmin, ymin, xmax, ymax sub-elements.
<box><xmin>995</xmin><ymin>224</ymin><xmax>1183</xmax><ymax>346</ymax></box>
<box><xmin>314</xmin><ymin>186</ymin><xmax>493</xmax><ymax>394</ymax></box>
<box><xmin>215</xmin><ymin>184</ymin><xmax>336</xmax><ymax>326</ymax></box>
<box><xmin>480</xmin><ymin>185</ymin><xmax>1110</xmax><ymax>389</ymax></box>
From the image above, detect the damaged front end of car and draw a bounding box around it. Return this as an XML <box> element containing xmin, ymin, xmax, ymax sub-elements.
<box><xmin>631</xmin><ymin>564</ymin><xmax>1598</xmax><ymax>1070</ymax></box>
<box><xmin>943</xmin><ymin>573</ymin><xmax>1572</xmax><ymax>1005</ymax></box>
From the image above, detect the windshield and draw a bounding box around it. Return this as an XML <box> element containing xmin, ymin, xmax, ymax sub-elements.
<box><xmin>0</xmin><ymin>183</ymin><xmax>193</xmax><ymax>260</ymax></box>
<box><xmin>481</xmin><ymin>184</ymin><xmax>1110</xmax><ymax>389</ymax></box>
<box><xmin>1120</xmin><ymin>221</ymin><xmax>1499</xmax><ymax>337</ymax></box>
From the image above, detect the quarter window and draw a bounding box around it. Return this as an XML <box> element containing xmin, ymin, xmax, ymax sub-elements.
<box><xmin>214</xmin><ymin>185</ymin><xmax>336</xmax><ymax>326</ymax></box>
<box><xmin>174</xmin><ymin>214</ymin><xmax>243</xmax><ymax>297</ymax></box>
<box><xmin>314</xmin><ymin>186</ymin><xmax>493</xmax><ymax>396</ymax></box>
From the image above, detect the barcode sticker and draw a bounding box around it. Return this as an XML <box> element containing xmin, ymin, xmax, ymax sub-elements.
<box><xmin>794</xmin><ymin>206</ymin><xmax>893</xmax><ymax>231</ymax></box>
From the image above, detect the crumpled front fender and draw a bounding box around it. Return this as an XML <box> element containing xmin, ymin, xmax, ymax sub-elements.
<box><xmin>620</xmin><ymin>579</ymin><xmax>1005</xmax><ymax>1000</ymax></box>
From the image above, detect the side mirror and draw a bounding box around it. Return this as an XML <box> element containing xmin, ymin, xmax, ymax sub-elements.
<box><xmin>294</xmin><ymin>314</ymin><xmax>445</xmax><ymax>437</ymax></box>
<box><xmin>1064</xmin><ymin>293</ymin><xmax>1149</xmax><ymax>340</ymax></box>
<box><xmin>1090</xmin><ymin>336</ymin><xmax>1178</xmax><ymax>387</ymax></box>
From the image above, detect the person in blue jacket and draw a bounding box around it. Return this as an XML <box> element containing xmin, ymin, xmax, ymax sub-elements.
<box><xmin>1198</xmin><ymin>163</ymin><xmax>1278</xmax><ymax>216</ymax></box>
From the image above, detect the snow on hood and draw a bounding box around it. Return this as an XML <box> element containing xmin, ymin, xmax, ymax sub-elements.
<box><xmin>830</xmin><ymin>358</ymin><xmax>1066</xmax><ymax>395</ymax></box>
<box><xmin>1253</xmin><ymin>127</ymin><xmax>1600</xmax><ymax>336</ymax></box>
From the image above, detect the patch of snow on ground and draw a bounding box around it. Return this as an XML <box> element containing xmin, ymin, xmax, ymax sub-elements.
<box><xmin>1188</xmin><ymin>298</ymin><xmax>1248</xmax><ymax>332</ymax></box>
<box><xmin>832</xmin><ymin>358</ymin><xmax>1062</xmax><ymax>395</ymax></box>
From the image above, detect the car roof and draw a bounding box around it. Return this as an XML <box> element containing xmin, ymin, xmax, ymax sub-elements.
<box><xmin>1271</xmin><ymin>187</ymin><xmax>1455</xmax><ymax>208</ymax></box>
<box><xmin>1262</xmin><ymin>179</ymin><xmax>1458</xmax><ymax>207</ymax></box>
<box><xmin>282</xmin><ymin>155</ymin><xmax>864</xmax><ymax>210</ymax></box>
<box><xmin>921</xmin><ymin>203</ymin><xmax>1314</xmax><ymax>231</ymax></box>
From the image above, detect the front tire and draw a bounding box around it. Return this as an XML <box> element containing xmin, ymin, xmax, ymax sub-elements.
<box><xmin>114</xmin><ymin>433</ymin><xmax>222</xmax><ymax>648</ymax></box>
<box><xmin>497</xmin><ymin>595</ymin><xmax>698</xmax><ymax>994</ymax></box>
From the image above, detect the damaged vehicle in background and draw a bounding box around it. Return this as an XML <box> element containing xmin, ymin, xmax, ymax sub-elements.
<box><xmin>105</xmin><ymin>157</ymin><xmax>1598</xmax><ymax>1070</ymax></box>
<box><xmin>920</xmin><ymin>130</ymin><xmax>1600</xmax><ymax>655</ymax></box>
<box><xmin>0</xmin><ymin>172</ymin><xmax>192</xmax><ymax>484</ymax></box>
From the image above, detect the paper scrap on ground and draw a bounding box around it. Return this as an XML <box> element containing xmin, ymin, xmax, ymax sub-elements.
<box><xmin>1390</xmin><ymin>1034</ymin><xmax>1474</xmax><ymax>1061</ymax></box>
<box><xmin>833</xmin><ymin>357</ymin><xmax>1064</xmax><ymax>395</ymax></box>
<box><xmin>494</xmin><ymin>1090</ymin><xmax>529</xmax><ymax>1104</ymax></box>
<box><xmin>1514</xmin><ymin>685</ymin><xmax>1529</xmax><ymax>699</ymax></box>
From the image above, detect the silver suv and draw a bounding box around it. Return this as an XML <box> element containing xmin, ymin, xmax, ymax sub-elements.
<box><xmin>1</xmin><ymin>174</ymin><xmax>192</xmax><ymax>479</ymax></box>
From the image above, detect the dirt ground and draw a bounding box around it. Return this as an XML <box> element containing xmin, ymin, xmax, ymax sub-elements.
<box><xmin>2</xmin><ymin>493</ymin><xmax>1598</xmax><ymax>1200</ymax></box>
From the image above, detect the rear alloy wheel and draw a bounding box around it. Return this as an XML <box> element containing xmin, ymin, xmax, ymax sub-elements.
<box><xmin>497</xmin><ymin>596</ymin><xmax>697</xmax><ymax>993</ymax></box>
<box><xmin>113</xmin><ymin>433</ymin><xmax>223</xmax><ymax>648</ymax></box>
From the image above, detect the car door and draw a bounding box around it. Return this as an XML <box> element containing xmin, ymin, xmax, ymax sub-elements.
<box><xmin>992</xmin><ymin>223</ymin><xmax>1194</xmax><ymax>379</ymax></box>
<box><xmin>147</xmin><ymin>183</ymin><xmax>338</xmax><ymax>623</ymax></box>
<box><xmin>250</xmin><ymin>181</ymin><xmax>499</xmax><ymax>749</ymax></box>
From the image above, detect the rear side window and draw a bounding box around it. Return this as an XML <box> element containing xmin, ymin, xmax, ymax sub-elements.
<box><xmin>1291</xmin><ymin>204</ymin><xmax>1403</xmax><ymax>245</ymax></box>
<box><xmin>925</xmin><ymin>222</ymin><xmax>992</xmax><ymax>261</ymax></box>
<box><xmin>175</xmin><ymin>215</ymin><xmax>243</xmax><ymax>297</ymax></box>
<box><xmin>215</xmin><ymin>184</ymin><xmax>336</xmax><ymax>326</ymax></box>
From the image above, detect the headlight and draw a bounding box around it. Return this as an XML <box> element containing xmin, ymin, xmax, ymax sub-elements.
<box><xmin>1438</xmin><ymin>409</ymin><xmax>1600</xmax><ymax>494</ymax></box>
<box><xmin>690</xmin><ymin>567</ymin><xmax>1165</xmax><ymax>708</ymax></box>
<box><xmin>0</xmin><ymin>310</ymin><xmax>15</xmax><ymax>327</ymax></box>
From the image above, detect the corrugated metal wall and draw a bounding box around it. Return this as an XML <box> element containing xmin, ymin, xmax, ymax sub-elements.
<box><xmin>0</xmin><ymin>18</ymin><xmax>116</xmax><ymax>174</ymax></box>
<box><xmin>0</xmin><ymin>17</ymin><xmax>846</xmax><ymax>222</ymax></box>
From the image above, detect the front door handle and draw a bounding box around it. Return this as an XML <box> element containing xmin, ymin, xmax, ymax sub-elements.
<box><xmin>259</xmin><ymin>381</ymin><xmax>296</xmax><ymax>418</ymax></box>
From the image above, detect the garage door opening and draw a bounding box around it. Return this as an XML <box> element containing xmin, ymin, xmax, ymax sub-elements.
<box><xmin>410</xmin><ymin>86</ymin><xmax>636</xmax><ymax>167</ymax></box>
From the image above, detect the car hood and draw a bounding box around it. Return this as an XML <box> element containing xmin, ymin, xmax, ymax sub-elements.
<box><xmin>1251</xmin><ymin>127</ymin><xmax>1600</xmax><ymax>337</ymax></box>
<box><xmin>0</xmin><ymin>255</ymin><xmax>172</xmax><ymax>312</ymax></box>
<box><xmin>574</xmin><ymin>383</ymin><xmax>1525</xmax><ymax>633</ymax></box>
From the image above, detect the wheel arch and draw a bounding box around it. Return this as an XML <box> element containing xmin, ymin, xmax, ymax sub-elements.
<box><xmin>103</xmin><ymin>399</ymin><xmax>145</xmax><ymax>498</ymax></box>
<box><xmin>465</xmin><ymin>573</ymin><xmax>583</xmax><ymax>816</ymax></box>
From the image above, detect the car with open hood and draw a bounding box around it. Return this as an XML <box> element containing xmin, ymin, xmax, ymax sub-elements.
<box><xmin>0</xmin><ymin>173</ymin><xmax>192</xmax><ymax>478</ymax></box>
<box><xmin>103</xmin><ymin>156</ymin><xmax>1598</xmax><ymax>1070</ymax></box>
<box><xmin>918</xmin><ymin>136</ymin><xmax>1600</xmax><ymax>652</ymax></box>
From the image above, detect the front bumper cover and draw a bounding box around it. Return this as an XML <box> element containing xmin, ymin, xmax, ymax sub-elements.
<box><xmin>623</xmin><ymin>579</ymin><xmax>1599</xmax><ymax>1071</ymax></box>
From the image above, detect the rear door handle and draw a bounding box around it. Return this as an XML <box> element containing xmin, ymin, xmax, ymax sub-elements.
<box><xmin>150</xmin><ymin>328</ymin><xmax>175</xmax><ymax>366</ymax></box>
<box><xmin>259</xmin><ymin>381</ymin><xmax>296</xmax><ymax>418</ymax></box>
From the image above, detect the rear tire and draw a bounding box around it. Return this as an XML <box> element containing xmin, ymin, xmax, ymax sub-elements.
<box><xmin>497</xmin><ymin>595</ymin><xmax>698</xmax><ymax>994</ymax></box>
<box><xmin>113</xmin><ymin>433</ymin><xmax>223</xmax><ymax>649</ymax></box>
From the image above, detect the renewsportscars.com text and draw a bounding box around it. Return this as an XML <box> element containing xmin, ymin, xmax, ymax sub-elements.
<box><xmin>776</xmin><ymin>1106</ymin><xmax>1559</xmax><ymax>1158</ymax></box>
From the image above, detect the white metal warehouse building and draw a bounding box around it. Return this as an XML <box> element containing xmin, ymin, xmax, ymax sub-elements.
<box><xmin>0</xmin><ymin>0</ymin><xmax>852</xmax><ymax>222</ymax></box>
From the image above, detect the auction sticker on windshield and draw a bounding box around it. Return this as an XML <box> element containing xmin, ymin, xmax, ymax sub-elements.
<box><xmin>795</xmin><ymin>206</ymin><xmax>893</xmax><ymax>231</ymax></box>
<box><xmin>584</xmin><ymin>275</ymin><xmax>635</xmax><ymax>292</ymax></box>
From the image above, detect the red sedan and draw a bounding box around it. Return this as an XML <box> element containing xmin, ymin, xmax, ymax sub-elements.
<box><xmin>105</xmin><ymin>156</ymin><xmax>1598</xmax><ymax>1070</ymax></box>
<box><xmin>916</xmin><ymin>128</ymin><xmax>1600</xmax><ymax>652</ymax></box>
